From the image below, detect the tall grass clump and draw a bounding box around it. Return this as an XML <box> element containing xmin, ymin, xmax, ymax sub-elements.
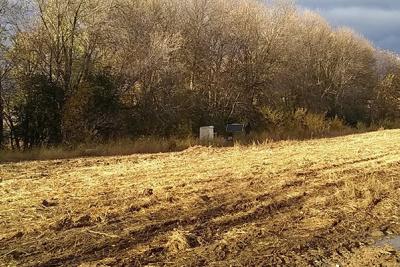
<box><xmin>259</xmin><ymin>107</ymin><xmax>350</xmax><ymax>140</ymax></box>
<box><xmin>0</xmin><ymin>137</ymin><xmax>195</xmax><ymax>163</ymax></box>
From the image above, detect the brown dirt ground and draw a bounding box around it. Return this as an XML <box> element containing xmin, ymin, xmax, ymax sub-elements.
<box><xmin>1</xmin><ymin>130</ymin><xmax>400</xmax><ymax>266</ymax></box>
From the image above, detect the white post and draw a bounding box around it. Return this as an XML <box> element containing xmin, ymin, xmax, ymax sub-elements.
<box><xmin>200</xmin><ymin>126</ymin><xmax>214</xmax><ymax>142</ymax></box>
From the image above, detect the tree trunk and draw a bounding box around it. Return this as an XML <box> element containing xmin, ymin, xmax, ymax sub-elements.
<box><xmin>0</xmin><ymin>81</ymin><xmax>3</xmax><ymax>149</ymax></box>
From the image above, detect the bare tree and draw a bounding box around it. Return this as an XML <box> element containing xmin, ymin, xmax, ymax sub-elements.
<box><xmin>0</xmin><ymin>0</ymin><xmax>11</xmax><ymax>148</ymax></box>
<box><xmin>2</xmin><ymin>0</ymin><xmax>399</xmax><ymax>147</ymax></box>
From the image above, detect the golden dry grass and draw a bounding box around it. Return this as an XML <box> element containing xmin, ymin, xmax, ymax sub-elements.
<box><xmin>1</xmin><ymin>130</ymin><xmax>400</xmax><ymax>266</ymax></box>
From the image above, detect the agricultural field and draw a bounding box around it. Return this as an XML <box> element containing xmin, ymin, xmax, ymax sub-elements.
<box><xmin>1</xmin><ymin>130</ymin><xmax>400</xmax><ymax>266</ymax></box>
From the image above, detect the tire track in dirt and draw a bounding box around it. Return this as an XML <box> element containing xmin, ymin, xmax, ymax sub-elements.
<box><xmin>112</xmin><ymin>175</ymin><xmax>372</xmax><ymax>265</ymax></box>
<box><xmin>13</xmin><ymin>156</ymin><xmax>399</xmax><ymax>266</ymax></box>
<box><xmin>294</xmin><ymin>152</ymin><xmax>395</xmax><ymax>177</ymax></box>
<box><xmin>15</xmin><ymin>175</ymin><xmax>309</xmax><ymax>266</ymax></box>
<box><xmin>131</xmin><ymin>161</ymin><xmax>400</xmax><ymax>266</ymax></box>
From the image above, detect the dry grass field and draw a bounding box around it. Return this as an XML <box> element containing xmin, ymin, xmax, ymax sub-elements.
<box><xmin>1</xmin><ymin>130</ymin><xmax>400</xmax><ymax>266</ymax></box>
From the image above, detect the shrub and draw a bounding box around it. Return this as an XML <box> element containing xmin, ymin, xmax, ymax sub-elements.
<box><xmin>373</xmin><ymin>119</ymin><xmax>400</xmax><ymax>130</ymax></box>
<box><xmin>260</xmin><ymin>107</ymin><xmax>286</xmax><ymax>128</ymax></box>
<box><xmin>303</xmin><ymin>112</ymin><xmax>329</xmax><ymax>136</ymax></box>
<box><xmin>356</xmin><ymin>122</ymin><xmax>367</xmax><ymax>131</ymax></box>
<box><xmin>259</xmin><ymin>107</ymin><xmax>350</xmax><ymax>139</ymax></box>
<box><xmin>12</xmin><ymin>75</ymin><xmax>64</xmax><ymax>148</ymax></box>
<box><xmin>62</xmin><ymin>71</ymin><xmax>123</xmax><ymax>144</ymax></box>
<box><xmin>330</xmin><ymin>116</ymin><xmax>346</xmax><ymax>131</ymax></box>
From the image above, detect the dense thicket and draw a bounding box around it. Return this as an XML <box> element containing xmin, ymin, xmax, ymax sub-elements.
<box><xmin>0</xmin><ymin>0</ymin><xmax>399</xmax><ymax>149</ymax></box>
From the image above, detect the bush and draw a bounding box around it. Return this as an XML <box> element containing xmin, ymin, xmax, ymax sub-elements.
<box><xmin>259</xmin><ymin>107</ymin><xmax>350</xmax><ymax>139</ymax></box>
<box><xmin>330</xmin><ymin>116</ymin><xmax>347</xmax><ymax>131</ymax></box>
<box><xmin>260</xmin><ymin>107</ymin><xmax>286</xmax><ymax>128</ymax></box>
<box><xmin>12</xmin><ymin>75</ymin><xmax>64</xmax><ymax>148</ymax></box>
<box><xmin>372</xmin><ymin>119</ymin><xmax>400</xmax><ymax>130</ymax></box>
<box><xmin>356</xmin><ymin>121</ymin><xmax>367</xmax><ymax>131</ymax></box>
<box><xmin>62</xmin><ymin>71</ymin><xmax>124</xmax><ymax>144</ymax></box>
<box><xmin>303</xmin><ymin>112</ymin><xmax>329</xmax><ymax>136</ymax></box>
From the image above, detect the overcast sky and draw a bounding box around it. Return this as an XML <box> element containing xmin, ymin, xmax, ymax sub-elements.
<box><xmin>296</xmin><ymin>0</ymin><xmax>400</xmax><ymax>53</ymax></box>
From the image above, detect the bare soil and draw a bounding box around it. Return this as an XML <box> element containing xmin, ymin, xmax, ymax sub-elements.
<box><xmin>1</xmin><ymin>130</ymin><xmax>400</xmax><ymax>266</ymax></box>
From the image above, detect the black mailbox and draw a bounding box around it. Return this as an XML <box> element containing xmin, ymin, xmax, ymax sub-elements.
<box><xmin>226</xmin><ymin>123</ymin><xmax>245</xmax><ymax>141</ymax></box>
<box><xmin>226</xmin><ymin>123</ymin><xmax>245</xmax><ymax>133</ymax></box>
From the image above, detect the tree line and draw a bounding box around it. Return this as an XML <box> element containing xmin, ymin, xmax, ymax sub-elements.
<box><xmin>0</xmin><ymin>0</ymin><xmax>399</xmax><ymax>149</ymax></box>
